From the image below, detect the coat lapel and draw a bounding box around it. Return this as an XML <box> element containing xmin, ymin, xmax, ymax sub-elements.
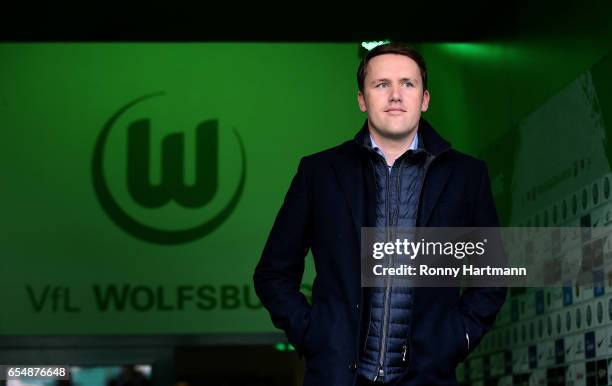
<box><xmin>417</xmin><ymin>118</ymin><xmax>454</xmax><ymax>226</ymax></box>
<box><xmin>418</xmin><ymin>160</ymin><xmax>454</xmax><ymax>226</ymax></box>
<box><xmin>332</xmin><ymin>118</ymin><xmax>454</xmax><ymax>231</ymax></box>
<box><xmin>331</xmin><ymin>143</ymin><xmax>368</xmax><ymax>240</ymax></box>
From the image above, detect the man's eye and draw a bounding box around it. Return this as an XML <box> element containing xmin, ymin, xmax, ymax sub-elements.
<box><xmin>403</xmin><ymin>82</ymin><xmax>414</xmax><ymax>87</ymax></box>
<box><xmin>376</xmin><ymin>83</ymin><xmax>388</xmax><ymax>88</ymax></box>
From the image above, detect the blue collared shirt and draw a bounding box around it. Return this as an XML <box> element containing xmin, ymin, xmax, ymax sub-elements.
<box><xmin>369</xmin><ymin>133</ymin><xmax>419</xmax><ymax>172</ymax></box>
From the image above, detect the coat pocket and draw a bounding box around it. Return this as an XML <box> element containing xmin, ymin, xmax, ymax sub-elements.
<box><xmin>453</xmin><ymin>311</ymin><xmax>469</xmax><ymax>363</ymax></box>
<box><xmin>302</xmin><ymin>305</ymin><xmax>319</xmax><ymax>358</ymax></box>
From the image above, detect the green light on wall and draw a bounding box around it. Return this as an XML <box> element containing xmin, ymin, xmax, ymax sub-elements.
<box><xmin>438</xmin><ymin>42</ymin><xmax>511</xmax><ymax>62</ymax></box>
<box><xmin>273</xmin><ymin>343</ymin><xmax>296</xmax><ymax>352</ymax></box>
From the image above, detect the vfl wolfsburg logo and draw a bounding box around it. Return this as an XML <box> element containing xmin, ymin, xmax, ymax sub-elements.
<box><xmin>92</xmin><ymin>93</ymin><xmax>246</xmax><ymax>244</ymax></box>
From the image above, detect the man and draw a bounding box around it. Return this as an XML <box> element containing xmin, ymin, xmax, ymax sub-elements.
<box><xmin>253</xmin><ymin>42</ymin><xmax>507</xmax><ymax>386</ymax></box>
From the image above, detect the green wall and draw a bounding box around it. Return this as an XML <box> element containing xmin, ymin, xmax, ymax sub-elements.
<box><xmin>1</xmin><ymin>38</ymin><xmax>611</xmax><ymax>338</ymax></box>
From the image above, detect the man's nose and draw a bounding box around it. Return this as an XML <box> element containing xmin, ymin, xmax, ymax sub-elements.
<box><xmin>389</xmin><ymin>84</ymin><xmax>402</xmax><ymax>102</ymax></box>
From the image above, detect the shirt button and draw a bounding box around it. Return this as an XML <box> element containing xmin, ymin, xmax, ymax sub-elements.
<box><xmin>356</xmin><ymin>304</ymin><xmax>360</xmax><ymax>310</ymax></box>
<box><xmin>349</xmin><ymin>362</ymin><xmax>357</xmax><ymax>371</ymax></box>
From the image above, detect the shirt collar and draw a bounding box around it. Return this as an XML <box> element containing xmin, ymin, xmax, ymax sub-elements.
<box><xmin>369</xmin><ymin>132</ymin><xmax>419</xmax><ymax>160</ymax></box>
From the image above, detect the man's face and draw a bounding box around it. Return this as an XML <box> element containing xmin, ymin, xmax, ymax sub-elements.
<box><xmin>358</xmin><ymin>54</ymin><xmax>429</xmax><ymax>140</ymax></box>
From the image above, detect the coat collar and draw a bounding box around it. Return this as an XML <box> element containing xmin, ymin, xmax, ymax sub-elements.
<box><xmin>331</xmin><ymin>117</ymin><xmax>455</xmax><ymax>235</ymax></box>
<box><xmin>353</xmin><ymin>118</ymin><xmax>451</xmax><ymax>156</ymax></box>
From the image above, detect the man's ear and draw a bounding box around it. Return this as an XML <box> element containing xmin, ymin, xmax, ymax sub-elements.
<box><xmin>421</xmin><ymin>89</ymin><xmax>430</xmax><ymax>112</ymax></box>
<box><xmin>358</xmin><ymin>91</ymin><xmax>367</xmax><ymax>113</ymax></box>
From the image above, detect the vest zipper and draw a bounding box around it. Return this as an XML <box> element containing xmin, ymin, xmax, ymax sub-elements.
<box><xmin>375</xmin><ymin>157</ymin><xmax>403</xmax><ymax>381</ymax></box>
<box><xmin>374</xmin><ymin>158</ymin><xmax>392</xmax><ymax>382</ymax></box>
<box><xmin>361</xmin><ymin>138</ymin><xmax>451</xmax><ymax>378</ymax></box>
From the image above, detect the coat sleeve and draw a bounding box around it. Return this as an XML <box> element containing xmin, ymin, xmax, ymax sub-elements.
<box><xmin>457</xmin><ymin>160</ymin><xmax>508</xmax><ymax>360</ymax></box>
<box><xmin>253</xmin><ymin>157</ymin><xmax>313</xmax><ymax>357</ymax></box>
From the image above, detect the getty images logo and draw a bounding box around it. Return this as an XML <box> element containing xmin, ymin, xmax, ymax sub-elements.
<box><xmin>92</xmin><ymin>92</ymin><xmax>246</xmax><ymax>244</ymax></box>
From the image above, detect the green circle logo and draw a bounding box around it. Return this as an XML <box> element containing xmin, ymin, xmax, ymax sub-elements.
<box><xmin>92</xmin><ymin>93</ymin><xmax>246</xmax><ymax>244</ymax></box>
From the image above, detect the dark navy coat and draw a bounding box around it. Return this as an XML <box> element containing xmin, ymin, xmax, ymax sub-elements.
<box><xmin>253</xmin><ymin>119</ymin><xmax>507</xmax><ymax>386</ymax></box>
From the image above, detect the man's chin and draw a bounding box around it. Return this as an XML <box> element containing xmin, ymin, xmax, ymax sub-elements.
<box><xmin>379</xmin><ymin>128</ymin><xmax>416</xmax><ymax>141</ymax></box>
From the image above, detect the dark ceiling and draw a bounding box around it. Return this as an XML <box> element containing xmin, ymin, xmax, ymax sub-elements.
<box><xmin>1</xmin><ymin>2</ymin><xmax>610</xmax><ymax>42</ymax></box>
